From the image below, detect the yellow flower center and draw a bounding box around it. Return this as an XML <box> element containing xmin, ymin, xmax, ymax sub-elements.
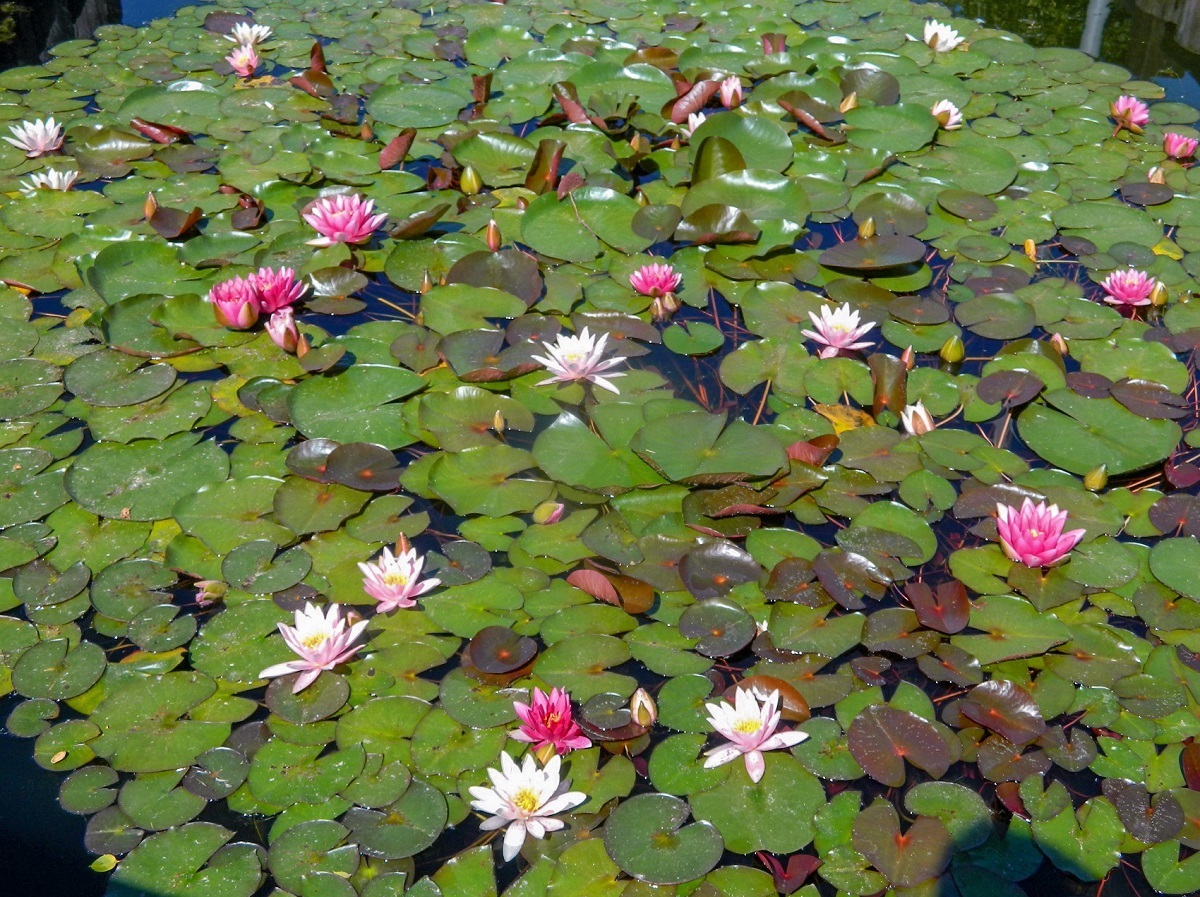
<box><xmin>732</xmin><ymin>718</ymin><xmax>762</xmax><ymax>735</ymax></box>
<box><xmin>545</xmin><ymin>712</ymin><xmax>561</xmax><ymax>725</ymax></box>
<box><xmin>300</xmin><ymin>633</ymin><xmax>327</xmax><ymax>651</ymax></box>
<box><xmin>512</xmin><ymin>788</ymin><xmax>541</xmax><ymax>814</ymax></box>
<box><xmin>1028</xmin><ymin>529</ymin><xmax>1041</xmax><ymax>538</ymax></box>
<box><xmin>383</xmin><ymin>571</ymin><xmax>411</xmax><ymax>587</ymax></box>
<box><xmin>563</xmin><ymin>351</ymin><xmax>584</xmax><ymax>365</ymax></box>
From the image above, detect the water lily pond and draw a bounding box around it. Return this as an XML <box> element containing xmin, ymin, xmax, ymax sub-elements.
<box><xmin>4</xmin><ymin>0</ymin><xmax>1200</xmax><ymax>895</ymax></box>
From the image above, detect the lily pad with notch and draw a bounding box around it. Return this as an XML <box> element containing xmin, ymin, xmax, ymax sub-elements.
<box><xmin>603</xmin><ymin>793</ymin><xmax>724</xmax><ymax>885</ymax></box>
<box><xmin>677</xmin><ymin>598</ymin><xmax>756</xmax><ymax>658</ymax></box>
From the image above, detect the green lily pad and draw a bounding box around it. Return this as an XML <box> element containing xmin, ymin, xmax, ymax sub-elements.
<box><xmin>603</xmin><ymin>793</ymin><xmax>724</xmax><ymax>884</ymax></box>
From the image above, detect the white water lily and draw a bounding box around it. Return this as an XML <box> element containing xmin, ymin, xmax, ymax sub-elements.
<box><xmin>801</xmin><ymin>302</ymin><xmax>875</xmax><ymax>358</ymax></box>
<box><xmin>703</xmin><ymin>687</ymin><xmax>808</xmax><ymax>783</ymax></box>
<box><xmin>4</xmin><ymin>117</ymin><xmax>63</xmax><ymax>157</ymax></box>
<box><xmin>923</xmin><ymin>20</ymin><xmax>964</xmax><ymax>52</ymax></box>
<box><xmin>531</xmin><ymin>327</ymin><xmax>626</xmax><ymax>393</ymax></box>
<box><xmin>225</xmin><ymin>22</ymin><xmax>272</xmax><ymax>45</ymax></box>
<box><xmin>469</xmin><ymin>752</ymin><xmax>586</xmax><ymax>861</ymax></box>
<box><xmin>901</xmin><ymin>401</ymin><xmax>935</xmax><ymax>436</ymax></box>
<box><xmin>20</xmin><ymin>169</ymin><xmax>78</xmax><ymax>194</ymax></box>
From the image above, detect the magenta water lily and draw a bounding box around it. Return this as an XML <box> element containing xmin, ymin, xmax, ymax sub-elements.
<box><xmin>511</xmin><ymin>687</ymin><xmax>591</xmax><ymax>756</ymax></box>
<box><xmin>995</xmin><ymin>498</ymin><xmax>1087</xmax><ymax>568</ymax></box>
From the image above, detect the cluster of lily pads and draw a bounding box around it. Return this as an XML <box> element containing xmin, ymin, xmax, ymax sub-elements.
<box><xmin>4</xmin><ymin>0</ymin><xmax>1200</xmax><ymax>895</ymax></box>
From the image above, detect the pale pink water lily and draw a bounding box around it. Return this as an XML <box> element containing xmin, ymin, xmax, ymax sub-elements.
<box><xmin>629</xmin><ymin>262</ymin><xmax>682</xmax><ymax>298</ymax></box>
<box><xmin>1100</xmin><ymin>268</ymin><xmax>1159</xmax><ymax>307</ymax></box>
<box><xmin>1164</xmin><ymin>132</ymin><xmax>1198</xmax><ymax>160</ymax></box>
<box><xmin>303</xmin><ymin>193</ymin><xmax>388</xmax><ymax>246</ymax></box>
<box><xmin>266</xmin><ymin>308</ymin><xmax>300</xmax><ymax>353</ymax></box>
<box><xmin>511</xmin><ymin>687</ymin><xmax>592</xmax><ymax>755</ymax></box>
<box><xmin>718</xmin><ymin>75</ymin><xmax>743</xmax><ymax>109</ymax></box>
<box><xmin>225</xmin><ymin>22</ymin><xmax>272</xmax><ymax>45</ymax></box>
<box><xmin>931</xmin><ymin>99</ymin><xmax>962</xmax><ymax>130</ymax></box>
<box><xmin>259</xmin><ymin>602</ymin><xmax>368</xmax><ymax>692</ymax></box>
<box><xmin>923</xmin><ymin>20</ymin><xmax>963</xmax><ymax>52</ymax></box>
<box><xmin>20</xmin><ymin>169</ymin><xmax>78</xmax><ymax>194</ymax></box>
<box><xmin>4</xmin><ymin>117</ymin><xmax>64</xmax><ymax>157</ymax></box>
<box><xmin>629</xmin><ymin>687</ymin><xmax>657</xmax><ymax>727</ymax></box>
<box><xmin>194</xmin><ymin>580</ymin><xmax>226</xmax><ymax>607</ymax></box>
<box><xmin>802</xmin><ymin>302</ymin><xmax>875</xmax><ymax>358</ymax></box>
<box><xmin>1111</xmin><ymin>95</ymin><xmax>1150</xmax><ymax>135</ymax></box>
<box><xmin>249</xmin><ymin>265</ymin><xmax>306</xmax><ymax>313</ymax></box>
<box><xmin>226</xmin><ymin>44</ymin><xmax>258</xmax><ymax>78</ymax></box>
<box><xmin>684</xmin><ymin>112</ymin><xmax>706</xmax><ymax>138</ymax></box>
<box><xmin>469</xmin><ymin>752</ymin><xmax>586</xmax><ymax>862</ymax></box>
<box><xmin>531</xmin><ymin>327</ymin><xmax>626</xmax><ymax>393</ymax></box>
<box><xmin>207</xmin><ymin>276</ymin><xmax>260</xmax><ymax>329</ymax></box>
<box><xmin>900</xmin><ymin>402</ymin><xmax>935</xmax><ymax>436</ymax></box>
<box><xmin>358</xmin><ymin>544</ymin><xmax>440</xmax><ymax>612</ymax></box>
<box><xmin>996</xmin><ymin>498</ymin><xmax>1086</xmax><ymax>567</ymax></box>
<box><xmin>703</xmin><ymin>687</ymin><xmax>808</xmax><ymax>783</ymax></box>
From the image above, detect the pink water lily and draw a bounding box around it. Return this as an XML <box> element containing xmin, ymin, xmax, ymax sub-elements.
<box><xmin>249</xmin><ymin>266</ymin><xmax>306</xmax><ymax>313</ymax></box>
<box><xmin>802</xmin><ymin>302</ymin><xmax>875</xmax><ymax>358</ymax></box>
<box><xmin>1164</xmin><ymin>132</ymin><xmax>1198</xmax><ymax>160</ymax></box>
<box><xmin>4</xmin><ymin>117</ymin><xmax>63</xmax><ymax>157</ymax></box>
<box><xmin>226</xmin><ymin>44</ymin><xmax>258</xmax><ymax>78</ymax></box>
<box><xmin>531</xmin><ymin>327</ymin><xmax>626</xmax><ymax>393</ymax></box>
<box><xmin>511</xmin><ymin>687</ymin><xmax>591</xmax><ymax>755</ymax></box>
<box><xmin>704</xmin><ymin>687</ymin><xmax>808</xmax><ymax>783</ymax></box>
<box><xmin>469</xmin><ymin>752</ymin><xmax>586</xmax><ymax>862</ymax></box>
<box><xmin>1100</xmin><ymin>268</ymin><xmax>1158</xmax><ymax>307</ymax></box>
<box><xmin>259</xmin><ymin>602</ymin><xmax>368</xmax><ymax>692</ymax></box>
<box><xmin>207</xmin><ymin>276</ymin><xmax>260</xmax><ymax>329</ymax></box>
<box><xmin>684</xmin><ymin>111</ymin><xmax>706</xmax><ymax>138</ymax></box>
<box><xmin>630</xmin><ymin>262</ymin><xmax>682</xmax><ymax>298</ymax></box>
<box><xmin>266</xmin><ymin>308</ymin><xmax>299</xmax><ymax>353</ymax></box>
<box><xmin>303</xmin><ymin>193</ymin><xmax>388</xmax><ymax>246</ymax></box>
<box><xmin>931</xmin><ymin>99</ymin><xmax>962</xmax><ymax>130</ymax></box>
<box><xmin>358</xmin><ymin>543</ymin><xmax>440</xmax><ymax>612</ymax></box>
<box><xmin>718</xmin><ymin>76</ymin><xmax>743</xmax><ymax>109</ymax></box>
<box><xmin>995</xmin><ymin>498</ymin><xmax>1086</xmax><ymax>568</ymax></box>
<box><xmin>1111</xmin><ymin>95</ymin><xmax>1150</xmax><ymax>135</ymax></box>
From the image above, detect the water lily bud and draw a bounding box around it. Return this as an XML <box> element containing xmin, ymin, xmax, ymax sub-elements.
<box><xmin>1151</xmin><ymin>281</ymin><xmax>1169</xmax><ymax>307</ymax></box>
<box><xmin>651</xmin><ymin>292</ymin><xmax>682</xmax><ymax>322</ymax></box>
<box><xmin>266</xmin><ymin>308</ymin><xmax>299</xmax><ymax>354</ymax></box>
<box><xmin>535</xmin><ymin>743</ymin><xmax>557</xmax><ymax>764</ymax></box>
<box><xmin>634</xmin><ymin>188</ymin><xmax>650</xmax><ymax>206</ymax></box>
<box><xmin>839</xmin><ymin>91</ymin><xmax>859</xmax><ymax>113</ymax></box>
<box><xmin>939</xmin><ymin>333</ymin><xmax>965</xmax><ymax>364</ymax></box>
<box><xmin>858</xmin><ymin>216</ymin><xmax>875</xmax><ymax>239</ymax></box>
<box><xmin>493</xmin><ymin>409</ymin><xmax>505</xmax><ymax>433</ymax></box>
<box><xmin>630</xmin><ymin>688</ymin><xmax>657</xmax><ymax>727</ymax></box>
<box><xmin>460</xmin><ymin>164</ymin><xmax>482</xmax><ymax>195</ymax></box>
<box><xmin>485</xmin><ymin>219</ymin><xmax>501</xmax><ymax>253</ymax></box>
<box><xmin>143</xmin><ymin>191</ymin><xmax>158</xmax><ymax>220</ymax></box>
<box><xmin>1049</xmin><ymin>332</ymin><xmax>1069</xmax><ymax>356</ymax></box>
<box><xmin>1023</xmin><ymin>238</ymin><xmax>1037</xmax><ymax>262</ymax></box>
<box><xmin>533</xmin><ymin>501</ymin><xmax>564</xmax><ymax>525</ymax></box>
<box><xmin>629</xmin><ymin>133</ymin><xmax>650</xmax><ymax>155</ymax></box>
<box><xmin>900</xmin><ymin>345</ymin><xmax>916</xmax><ymax>370</ymax></box>
<box><xmin>1148</xmin><ymin>166</ymin><xmax>1167</xmax><ymax>184</ymax></box>
<box><xmin>420</xmin><ymin>269</ymin><xmax>433</xmax><ymax>294</ymax></box>
<box><xmin>1084</xmin><ymin>464</ymin><xmax>1108</xmax><ymax>492</ymax></box>
<box><xmin>195</xmin><ymin>580</ymin><xmax>227</xmax><ymax>607</ymax></box>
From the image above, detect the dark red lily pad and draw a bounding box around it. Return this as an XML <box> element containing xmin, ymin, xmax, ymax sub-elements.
<box><xmin>905</xmin><ymin>581</ymin><xmax>969</xmax><ymax>634</ymax></box>
<box><xmin>1110</xmin><ymin>379</ymin><xmax>1190</xmax><ymax>419</ymax></box>
<box><xmin>285</xmin><ymin>439</ymin><xmax>339</xmax><ymax>482</ymax></box>
<box><xmin>1119</xmin><ymin>182</ymin><xmax>1174</xmax><ymax>206</ymax></box>
<box><xmin>677</xmin><ymin>598</ymin><xmax>756</xmax><ymax>658</ymax></box>
<box><xmin>976</xmin><ymin>370</ymin><xmax>1045</xmax><ymax>408</ymax></box>
<box><xmin>937</xmin><ymin>189</ymin><xmax>998</xmax><ymax>221</ymax></box>
<box><xmin>464</xmin><ymin>626</ymin><xmax>537</xmax><ymax>675</ymax></box>
<box><xmin>325</xmin><ymin>443</ymin><xmax>402</xmax><ymax>492</ymax></box>
<box><xmin>1101</xmin><ymin>779</ymin><xmax>1183</xmax><ymax>843</ymax></box>
<box><xmin>679</xmin><ymin>541</ymin><xmax>761</xmax><ymax>599</ymax></box>
<box><xmin>958</xmin><ymin>680</ymin><xmax>1046</xmax><ymax>746</ymax></box>
<box><xmin>847</xmin><ymin>705</ymin><xmax>951</xmax><ymax>787</ymax></box>
<box><xmin>852</xmin><ymin>800</ymin><xmax>953</xmax><ymax>888</ymax></box>
<box><xmin>819</xmin><ymin>236</ymin><xmax>927</xmax><ymax>271</ymax></box>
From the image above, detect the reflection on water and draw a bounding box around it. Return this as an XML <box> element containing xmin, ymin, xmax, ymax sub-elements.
<box><xmin>0</xmin><ymin>0</ymin><xmax>120</xmax><ymax>69</ymax></box>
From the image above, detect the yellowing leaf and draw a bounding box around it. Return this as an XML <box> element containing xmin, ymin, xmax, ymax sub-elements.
<box><xmin>813</xmin><ymin>403</ymin><xmax>876</xmax><ymax>433</ymax></box>
<box><xmin>1152</xmin><ymin>238</ymin><xmax>1184</xmax><ymax>259</ymax></box>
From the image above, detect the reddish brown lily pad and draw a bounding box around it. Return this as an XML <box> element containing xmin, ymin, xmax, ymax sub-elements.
<box><xmin>847</xmin><ymin>705</ymin><xmax>951</xmax><ymax>787</ymax></box>
<box><xmin>958</xmin><ymin>680</ymin><xmax>1046</xmax><ymax>746</ymax></box>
